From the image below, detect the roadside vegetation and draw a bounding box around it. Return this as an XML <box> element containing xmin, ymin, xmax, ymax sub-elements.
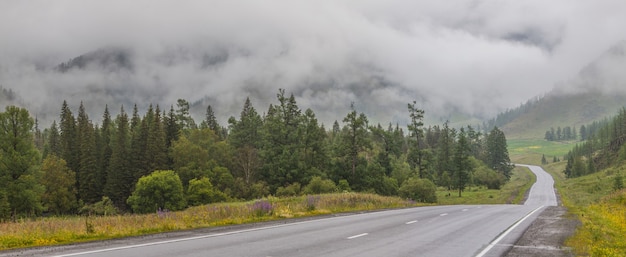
<box><xmin>0</xmin><ymin>92</ymin><xmax>529</xmax><ymax>251</ymax></box>
<box><xmin>512</xmin><ymin>108</ymin><xmax>626</xmax><ymax>256</ymax></box>
<box><xmin>0</xmin><ymin>193</ymin><xmax>421</xmax><ymax>250</ymax></box>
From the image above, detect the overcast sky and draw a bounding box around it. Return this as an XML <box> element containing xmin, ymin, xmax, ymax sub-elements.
<box><xmin>1</xmin><ymin>0</ymin><xmax>625</xmax><ymax>125</ymax></box>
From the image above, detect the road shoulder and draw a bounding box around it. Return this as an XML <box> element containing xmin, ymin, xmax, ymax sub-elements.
<box><xmin>505</xmin><ymin>206</ymin><xmax>579</xmax><ymax>257</ymax></box>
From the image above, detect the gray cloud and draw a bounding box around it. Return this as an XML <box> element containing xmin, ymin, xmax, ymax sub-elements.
<box><xmin>1</xmin><ymin>0</ymin><xmax>625</xmax><ymax>126</ymax></box>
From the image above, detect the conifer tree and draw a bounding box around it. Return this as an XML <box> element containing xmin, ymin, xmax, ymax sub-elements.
<box><xmin>105</xmin><ymin>106</ymin><xmax>133</xmax><ymax>210</ymax></box>
<box><xmin>77</xmin><ymin>102</ymin><xmax>100</xmax><ymax>203</ymax></box>
<box><xmin>146</xmin><ymin>105</ymin><xmax>168</xmax><ymax>173</ymax></box>
<box><xmin>44</xmin><ymin>121</ymin><xmax>62</xmax><ymax>158</ymax></box>
<box><xmin>341</xmin><ymin>103</ymin><xmax>370</xmax><ymax>188</ymax></box>
<box><xmin>453</xmin><ymin>128</ymin><xmax>472</xmax><ymax>197</ymax></box>
<box><xmin>59</xmin><ymin>101</ymin><xmax>79</xmax><ymax>176</ymax></box>
<box><xmin>485</xmin><ymin>127</ymin><xmax>514</xmax><ymax>179</ymax></box>
<box><xmin>228</xmin><ymin>97</ymin><xmax>263</xmax><ymax>184</ymax></box>
<box><xmin>407</xmin><ymin>101</ymin><xmax>425</xmax><ymax>178</ymax></box>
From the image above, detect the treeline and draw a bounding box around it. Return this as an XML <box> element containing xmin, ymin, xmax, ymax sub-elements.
<box><xmin>544</xmin><ymin>126</ymin><xmax>578</xmax><ymax>141</ymax></box>
<box><xmin>0</xmin><ymin>89</ymin><xmax>513</xmax><ymax>218</ymax></box>
<box><xmin>565</xmin><ymin>108</ymin><xmax>626</xmax><ymax>178</ymax></box>
<box><xmin>483</xmin><ymin>97</ymin><xmax>539</xmax><ymax>129</ymax></box>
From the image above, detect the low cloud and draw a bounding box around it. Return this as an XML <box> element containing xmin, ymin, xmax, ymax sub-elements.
<box><xmin>1</xmin><ymin>0</ymin><xmax>625</xmax><ymax>126</ymax></box>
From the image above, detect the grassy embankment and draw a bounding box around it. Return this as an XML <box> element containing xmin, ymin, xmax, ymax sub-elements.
<box><xmin>0</xmin><ymin>193</ymin><xmax>421</xmax><ymax>250</ymax></box>
<box><xmin>509</xmin><ymin>138</ymin><xmax>626</xmax><ymax>256</ymax></box>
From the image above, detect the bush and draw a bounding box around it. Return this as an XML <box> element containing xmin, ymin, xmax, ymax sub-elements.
<box><xmin>186</xmin><ymin>177</ymin><xmax>228</xmax><ymax>206</ymax></box>
<box><xmin>303</xmin><ymin>176</ymin><xmax>338</xmax><ymax>194</ymax></box>
<box><xmin>127</xmin><ymin>170</ymin><xmax>187</xmax><ymax>214</ymax></box>
<box><xmin>338</xmin><ymin>179</ymin><xmax>351</xmax><ymax>192</ymax></box>
<box><xmin>474</xmin><ymin>167</ymin><xmax>505</xmax><ymax>189</ymax></box>
<box><xmin>376</xmin><ymin>176</ymin><xmax>399</xmax><ymax>196</ymax></box>
<box><xmin>399</xmin><ymin>178</ymin><xmax>437</xmax><ymax>203</ymax></box>
<box><xmin>80</xmin><ymin>196</ymin><xmax>119</xmax><ymax>216</ymax></box>
<box><xmin>275</xmin><ymin>183</ymin><xmax>301</xmax><ymax>197</ymax></box>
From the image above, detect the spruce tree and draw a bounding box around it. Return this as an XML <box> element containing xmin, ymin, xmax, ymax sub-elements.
<box><xmin>105</xmin><ymin>106</ymin><xmax>133</xmax><ymax>210</ymax></box>
<box><xmin>453</xmin><ymin>128</ymin><xmax>472</xmax><ymax>197</ymax></box>
<box><xmin>77</xmin><ymin>102</ymin><xmax>100</xmax><ymax>203</ymax></box>
<box><xmin>485</xmin><ymin>127</ymin><xmax>514</xmax><ymax>179</ymax></box>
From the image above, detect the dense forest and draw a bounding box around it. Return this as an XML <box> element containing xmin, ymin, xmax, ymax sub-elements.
<box><xmin>565</xmin><ymin>108</ymin><xmax>626</xmax><ymax>178</ymax></box>
<box><xmin>0</xmin><ymin>89</ymin><xmax>513</xmax><ymax>218</ymax></box>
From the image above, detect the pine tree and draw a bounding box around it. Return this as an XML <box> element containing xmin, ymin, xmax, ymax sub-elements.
<box><xmin>105</xmin><ymin>106</ymin><xmax>133</xmax><ymax>210</ymax></box>
<box><xmin>261</xmin><ymin>89</ymin><xmax>304</xmax><ymax>189</ymax></box>
<box><xmin>59</xmin><ymin>101</ymin><xmax>79</xmax><ymax>176</ymax></box>
<box><xmin>485</xmin><ymin>127</ymin><xmax>514</xmax><ymax>180</ymax></box>
<box><xmin>341</xmin><ymin>103</ymin><xmax>370</xmax><ymax>187</ymax></box>
<box><xmin>407</xmin><ymin>101</ymin><xmax>425</xmax><ymax>178</ymax></box>
<box><xmin>97</xmin><ymin>106</ymin><xmax>113</xmax><ymax>199</ymax></box>
<box><xmin>453</xmin><ymin>128</ymin><xmax>472</xmax><ymax>197</ymax></box>
<box><xmin>228</xmin><ymin>97</ymin><xmax>263</xmax><ymax>185</ymax></box>
<box><xmin>146</xmin><ymin>105</ymin><xmax>168</xmax><ymax>173</ymax></box>
<box><xmin>44</xmin><ymin>121</ymin><xmax>62</xmax><ymax>158</ymax></box>
<box><xmin>77</xmin><ymin>102</ymin><xmax>100</xmax><ymax>203</ymax></box>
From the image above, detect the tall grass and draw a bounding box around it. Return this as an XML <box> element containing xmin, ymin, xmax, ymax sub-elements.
<box><xmin>544</xmin><ymin>161</ymin><xmax>626</xmax><ymax>256</ymax></box>
<box><xmin>0</xmin><ymin>193</ymin><xmax>418</xmax><ymax>250</ymax></box>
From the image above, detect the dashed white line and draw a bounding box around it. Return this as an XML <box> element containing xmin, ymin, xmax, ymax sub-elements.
<box><xmin>347</xmin><ymin>233</ymin><xmax>369</xmax><ymax>239</ymax></box>
<box><xmin>405</xmin><ymin>220</ymin><xmax>418</xmax><ymax>225</ymax></box>
<box><xmin>462</xmin><ymin>209</ymin><xmax>469</xmax><ymax>212</ymax></box>
<box><xmin>440</xmin><ymin>213</ymin><xmax>448</xmax><ymax>216</ymax></box>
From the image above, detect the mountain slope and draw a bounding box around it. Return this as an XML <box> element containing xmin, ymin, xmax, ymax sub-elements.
<box><xmin>493</xmin><ymin>41</ymin><xmax>626</xmax><ymax>140</ymax></box>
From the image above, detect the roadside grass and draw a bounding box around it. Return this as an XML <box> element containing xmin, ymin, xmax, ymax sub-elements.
<box><xmin>543</xmin><ymin>160</ymin><xmax>626</xmax><ymax>256</ymax></box>
<box><xmin>436</xmin><ymin>166</ymin><xmax>536</xmax><ymax>205</ymax></box>
<box><xmin>0</xmin><ymin>193</ymin><xmax>420</xmax><ymax>250</ymax></box>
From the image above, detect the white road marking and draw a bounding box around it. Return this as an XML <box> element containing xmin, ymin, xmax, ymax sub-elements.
<box><xmin>347</xmin><ymin>233</ymin><xmax>369</xmax><ymax>239</ymax></box>
<box><xmin>405</xmin><ymin>220</ymin><xmax>418</xmax><ymax>225</ymax></box>
<box><xmin>440</xmin><ymin>213</ymin><xmax>448</xmax><ymax>216</ymax></box>
<box><xmin>462</xmin><ymin>209</ymin><xmax>469</xmax><ymax>212</ymax></box>
<box><xmin>474</xmin><ymin>205</ymin><xmax>545</xmax><ymax>257</ymax></box>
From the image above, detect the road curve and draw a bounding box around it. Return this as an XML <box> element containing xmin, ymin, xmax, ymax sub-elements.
<box><xmin>3</xmin><ymin>165</ymin><xmax>556</xmax><ymax>257</ymax></box>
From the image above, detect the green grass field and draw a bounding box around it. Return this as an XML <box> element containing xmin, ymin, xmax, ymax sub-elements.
<box><xmin>507</xmin><ymin>138</ymin><xmax>577</xmax><ymax>165</ymax></box>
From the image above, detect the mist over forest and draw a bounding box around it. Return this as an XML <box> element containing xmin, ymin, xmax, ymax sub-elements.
<box><xmin>1</xmin><ymin>0</ymin><xmax>626</xmax><ymax>127</ymax></box>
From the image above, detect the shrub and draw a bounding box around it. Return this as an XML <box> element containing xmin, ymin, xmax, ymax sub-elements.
<box><xmin>79</xmin><ymin>196</ymin><xmax>119</xmax><ymax>216</ymax></box>
<box><xmin>275</xmin><ymin>183</ymin><xmax>301</xmax><ymax>197</ymax></box>
<box><xmin>337</xmin><ymin>179</ymin><xmax>351</xmax><ymax>192</ymax></box>
<box><xmin>376</xmin><ymin>176</ymin><xmax>399</xmax><ymax>196</ymax></box>
<box><xmin>302</xmin><ymin>176</ymin><xmax>338</xmax><ymax>194</ymax></box>
<box><xmin>474</xmin><ymin>167</ymin><xmax>505</xmax><ymax>189</ymax></box>
<box><xmin>399</xmin><ymin>178</ymin><xmax>437</xmax><ymax>203</ymax></box>
<box><xmin>186</xmin><ymin>177</ymin><xmax>228</xmax><ymax>206</ymax></box>
<box><xmin>127</xmin><ymin>170</ymin><xmax>186</xmax><ymax>214</ymax></box>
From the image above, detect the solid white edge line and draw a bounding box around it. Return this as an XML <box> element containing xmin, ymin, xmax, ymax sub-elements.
<box><xmin>474</xmin><ymin>205</ymin><xmax>544</xmax><ymax>257</ymax></box>
<box><xmin>50</xmin><ymin>212</ymin><xmax>367</xmax><ymax>257</ymax></box>
<box><xmin>347</xmin><ymin>233</ymin><xmax>368</xmax><ymax>239</ymax></box>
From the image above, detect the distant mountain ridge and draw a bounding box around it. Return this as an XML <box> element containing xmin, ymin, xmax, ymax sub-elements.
<box><xmin>489</xmin><ymin>41</ymin><xmax>626</xmax><ymax>139</ymax></box>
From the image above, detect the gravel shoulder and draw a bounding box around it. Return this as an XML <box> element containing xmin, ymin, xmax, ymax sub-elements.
<box><xmin>505</xmin><ymin>206</ymin><xmax>580</xmax><ymax>257</ymax></box>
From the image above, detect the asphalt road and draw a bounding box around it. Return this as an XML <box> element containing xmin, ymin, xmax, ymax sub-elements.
<box><xmin>6</xmin><ymin>165</ymin><xmax>557</xmax><ymax>257</ymax></box>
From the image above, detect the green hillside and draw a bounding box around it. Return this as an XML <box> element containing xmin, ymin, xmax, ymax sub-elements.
<box><xmin>500</xmin><ymin>90</ymin><xmax>626</xmax><ymax>140</ymax></box>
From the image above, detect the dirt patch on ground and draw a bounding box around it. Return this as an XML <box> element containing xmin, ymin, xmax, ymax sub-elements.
<box><xmin>505</xmin><ymin>206</ymin><xmax>580</xmax><ymax>257</ymax></box>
